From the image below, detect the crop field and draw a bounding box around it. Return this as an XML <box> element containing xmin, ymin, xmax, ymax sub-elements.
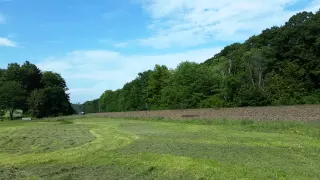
<box><xmin>0</xmin><ymin>117</ymin><xmax>320</xmax><ymax>180</ymax></box>
<box><xmin>94</xmin><ymin>105</ymin><xmax>320</xmax><ymax>122</ymax></box>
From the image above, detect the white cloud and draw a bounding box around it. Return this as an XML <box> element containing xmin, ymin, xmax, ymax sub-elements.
<box><xmin>137</xmin><ymin>0</ymin><xmax>319</xmax><ymax>49</ymax></box>
<box><xmin>0</xmin><ymin>37</ymin><xmax>16</xmax><ymax>47</ymax></box>
<box><xmin>37</xmin><ymin>47</ymin><xmax>221</xmax><ymax>103</ymax></box>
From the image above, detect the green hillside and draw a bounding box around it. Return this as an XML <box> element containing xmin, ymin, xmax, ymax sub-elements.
<box><xmin>82</xmin><ymin>10</ymin><xmax>320</xmax><ymax>113</ymax></box>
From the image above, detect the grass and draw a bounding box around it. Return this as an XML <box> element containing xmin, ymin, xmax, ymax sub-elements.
<box><xmin>0</xmin><ymin>123</ymin><xmax>94</xmax><ymax>154</ymax></box>
<box><xmin>0</xmin><ymin>118</ymin><xmax>319</xmax><ymax>179</ymax></box>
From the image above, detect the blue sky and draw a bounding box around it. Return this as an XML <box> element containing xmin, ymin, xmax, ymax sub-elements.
<box><xmin>0</xmin><ymin>0</ymin><xmax>319</xmax><ymax>103</ymax></box>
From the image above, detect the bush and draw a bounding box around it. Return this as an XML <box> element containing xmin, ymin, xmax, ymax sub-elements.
<box><xmin>301</xmin><ymin>92</ymin><xmax>320</xmax><ymax>104</ymax></box>
<box><xmin>200</xmin><ymin>95</ymin><xmax>225</xmax><ymax>108</ymax></box>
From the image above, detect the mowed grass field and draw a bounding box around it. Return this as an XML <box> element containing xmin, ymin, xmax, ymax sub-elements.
<box><xmin>0</xmin><ymin>117</ymin><xmax>319</xmax><ymax>180</ymax></box>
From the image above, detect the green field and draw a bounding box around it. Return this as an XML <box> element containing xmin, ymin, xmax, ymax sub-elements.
<box><xmin>0</xmin><ymin>118</ymin><xmax>319</xmax><ymax>180</ymax></box>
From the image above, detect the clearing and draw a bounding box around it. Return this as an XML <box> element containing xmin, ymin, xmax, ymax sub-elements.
<box><xmin>0</xmin><ymin>118</ymin><xmax>319</xmax><ymax>179</ymax></box>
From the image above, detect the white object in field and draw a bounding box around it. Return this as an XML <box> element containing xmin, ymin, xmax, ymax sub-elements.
<box><xmin>22</xmin><ymin>117</ymin><xmax>32</xmax><ymax>121</ymax></box>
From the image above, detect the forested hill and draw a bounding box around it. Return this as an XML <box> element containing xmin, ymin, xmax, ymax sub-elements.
<box><xmin>81</xmin><ymin>10</ymin><xmax>320</xmax><ymax>113</ymax></box>
<box><xmin>0</xmin><ymin>61</ymin><xmax>74</xmax><ymax>119</ymax></box>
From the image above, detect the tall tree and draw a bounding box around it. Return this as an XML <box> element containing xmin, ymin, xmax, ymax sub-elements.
<box><xmin>4</xmin><ymin>63</ymin><xmax>22</xmax><ymax>82</ymax></box>
<box><xmin>28</xmin><ymin>71</ymin><xmax>74</xmax><ymax>117</ymax></box>
<box><xmin>20</xmin><ymin>61</ymin><xmax>43</xmax><ymax>93</ymax></box>
<box><xmin>28</xmin><ymin>87</ymin><xmax>74</xmax><ymax>118</ymax></box>
<box><xmin>0</xmin><ymin>81</ymin><xmax>26</xmax><ymax>120</ymax></box>
<box><xmin>162</xmin><ymin>62</ymin><xmax>218</xmax><ymax>109</ymax></box>
<box><xmin>147</xmin><ymin>65</ymin><xmax>170</xmax><ymax>109</ymax></box>
<box><xmin>28</xmin><ymin>89</ymin><xmax>46</xmax><ymax>118</ymax></box>
<box><xmin>41</xmin><ymin>71</ymin><xmax>68</xmax><ymax>90</ymax></box>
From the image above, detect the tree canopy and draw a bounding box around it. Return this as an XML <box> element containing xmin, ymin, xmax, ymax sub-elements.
<box><xmin>0</xmin><ymin>61</ymin><xmax>74</xmax><ymax>119</ymax></box>
<box><xmin>0</xmin><ymin>81</ymin><xmax>26</xmax><ymax>120</ymax></box>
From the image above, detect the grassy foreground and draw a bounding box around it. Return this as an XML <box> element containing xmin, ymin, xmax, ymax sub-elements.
<box><xmin>0</xmin><ymin>118</ymin><xmax>319</xmax><ymax>180</ymax></box>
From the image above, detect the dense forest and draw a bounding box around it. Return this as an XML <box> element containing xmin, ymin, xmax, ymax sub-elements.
<box><xmin>81</xmin><ymin>10</ymin><xmax>320</xmax><ymax>113</ymax></box>
<box><xmin>0</xmin><ymin>61</ymin><xmax>74</xmax><ymax>119</ymax></box>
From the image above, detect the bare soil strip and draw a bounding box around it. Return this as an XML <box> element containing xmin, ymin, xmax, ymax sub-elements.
<box><xmin>92</xmin><ymin>105</ymin><xmax>320</xmax><ymax>122</ymax></box>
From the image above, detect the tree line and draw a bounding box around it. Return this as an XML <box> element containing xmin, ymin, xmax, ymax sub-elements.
<box><xmin>0</xmin><ymin>61</ymin><xmax>74</xmax><ymax>119</ymax></box>
<box><xmin>81</xmin><ymin>10</ymin><xmax>320</xmax><ymax>113</ymax></box>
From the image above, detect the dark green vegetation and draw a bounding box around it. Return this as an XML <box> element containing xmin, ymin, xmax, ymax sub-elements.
<box><xmin>82</xmin><ymin>10</ymin><xmax>320</xmax><ymax>113</ymax></box>
<box><xmin>0</xmin><ymin>61</ymin><xmax>74</xmax><ymax>119</ymax></box>
<box><xmin>0</xmin><ymin>118</ymin><xmax>319</xmax><ymax>179</ymax></box>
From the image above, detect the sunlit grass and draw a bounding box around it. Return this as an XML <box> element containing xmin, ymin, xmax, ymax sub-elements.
<box><xmin>0</xmin><ymin>118</ymin><xmax>319</xmax><ymax>179</ymax></box>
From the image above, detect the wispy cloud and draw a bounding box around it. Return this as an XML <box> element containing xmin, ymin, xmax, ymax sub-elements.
<box><xmin>113</xmin><ymin>42</ymin><xmax>129</xmax><ymax>48</ymax></box>
<box><xmin>44</xmin><ymin>40</ymin><xmax>62</xmax><ymax>44</ymax></box>
<box><xmin>99</xmin><ymin>39</ymin><xmax>131</xmax><ymax>48</ymax></box>
<box><xmin>37</xmin><ymin>47</ymin><xmax>221</xmax><ymax>103</ymax></box>
<box><xmin>7</xmin><ymin>33</ymin><xmax>18</xmax><ymax>38</ymax></box>
<box><xmin>99</xmin><ymin>39</ymin><xmax>128</xmax><ymax>47</ymax></box>
<box><xmin>0</xmin><ymin>37</ymin><xmax>17</xmax><ymax>47</ymax></box>
<box><xmin>0</xmin><ymin>13</ymin><xmax>5</xmax><ymax>24</ymax></box>
<box><xmin>136</xmin><ymin>0</ymin><xmax>319</xmax><ymax>49</ymax></box>
<box><xmin>102</xmin><ymin>9</ymin><xmax>130</xmax><ymax>19</ymax></box>
<box><xmin>304</xmin><ymin>0</ymin><xmax>320</xmax><ymax>12</ymax></box>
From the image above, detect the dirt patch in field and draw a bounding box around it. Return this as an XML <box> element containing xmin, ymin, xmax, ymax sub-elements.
<box><xmin>92</xmin><ymin>105</ymin><xmax>320</xmax><ymax>122</ymax></box>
